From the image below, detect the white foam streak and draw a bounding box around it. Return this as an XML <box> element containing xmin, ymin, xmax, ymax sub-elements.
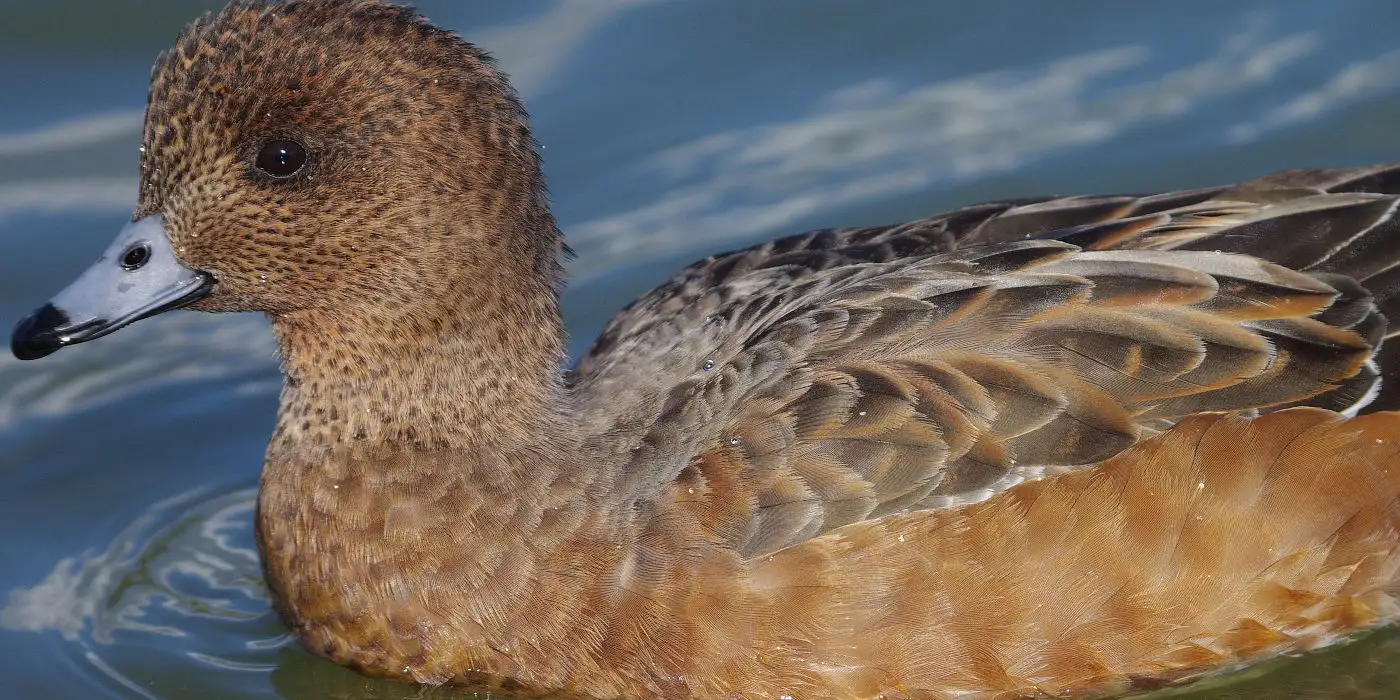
<box><xmin>475</xmin><ymin>0</ymin><xmax>654</xmax><ymax>97</ymax></box>
<box><xmin>0</xmin><ymin>314</ymin><xmax>276</xmax><ymax>427</ymax></box>
<box><xmin>0</xmin><ymin>110</ymin><xmax>142</xmax><ymax>158</ymax></box>
<box><xmin>0</xmin><ymin>176</ymin><xmax>135</xmax><ymax>221</ymax></box>
<box><xmin>1231</xmin><ymin>49</ymin><xmax>1400</xmax><ymax>143</ymax></box>
<box><xmin>565</xmin><ymin>23</ymin><xmax>1324</xmax><ymax>280</ymax></box>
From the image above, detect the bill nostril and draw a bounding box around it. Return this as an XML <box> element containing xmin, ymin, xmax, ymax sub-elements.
<box><xmin>121</xmin><ymin>242</ymin><xmax>153</xmax><ymax>271</ymax></box>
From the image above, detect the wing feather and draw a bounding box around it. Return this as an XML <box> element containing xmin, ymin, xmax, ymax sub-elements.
<box><xmin>573</xmin><ymin>165</ymin><xmax>1400</xmax><ymax>556</ymax></box>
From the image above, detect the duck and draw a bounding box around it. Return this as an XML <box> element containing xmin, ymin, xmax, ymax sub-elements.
<box><xmin>12</xmin><ymin>1</ymin><xmax>1400</xmax><ymax>697</ymax></box>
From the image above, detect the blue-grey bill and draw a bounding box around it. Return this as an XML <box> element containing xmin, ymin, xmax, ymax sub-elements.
<box><xmin>11</xmin><ymin>215</ymin><xmax>212</xmax><ymax>360</ymax></box>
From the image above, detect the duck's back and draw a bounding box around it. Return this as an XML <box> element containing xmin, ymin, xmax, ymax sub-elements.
<box><xmin>572</xmin><ymin>163</ymin><xmax>1400</xmax><ymax>552</ymax></box>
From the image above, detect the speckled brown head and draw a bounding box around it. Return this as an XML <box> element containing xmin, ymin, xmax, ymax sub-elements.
<box><xmin>14</xmin><ymin>0</ymin><xmax>565</xmax><ymax>365</ymax></box>
<box><xmin>142</xmin><ymin>0</ymin><xmax>563</xmax><ymax>315</ymax></box>
<box><xmin>12</xmin><ymin>0</ymin><xmax>570</xmax><ymax>448</ymax></box>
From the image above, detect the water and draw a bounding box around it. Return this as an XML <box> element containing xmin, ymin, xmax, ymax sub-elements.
<box><xmin>4</xmin><ymin>0</ymin><xmax>1400</xmax><ymax>697</ymax></box>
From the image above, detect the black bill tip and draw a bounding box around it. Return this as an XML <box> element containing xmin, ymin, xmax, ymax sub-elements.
<box><xmin>12</xmin><ymin>303</ymin><xmax>72</xmax><ymax>360</ymax></box>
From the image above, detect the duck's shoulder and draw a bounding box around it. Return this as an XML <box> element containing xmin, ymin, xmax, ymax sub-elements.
<box><xmin>574</xmin><ymin>199</ymin><xmax>1017</xmax><ymax>372</ymax></box>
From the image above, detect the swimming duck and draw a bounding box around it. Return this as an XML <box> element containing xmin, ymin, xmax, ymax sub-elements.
<box><xmin>12</xmin><ymin>1</ymin><xmax>1400</xmax><ymax>697</ymax></box>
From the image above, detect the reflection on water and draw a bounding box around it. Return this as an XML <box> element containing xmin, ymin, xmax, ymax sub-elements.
<box><xmin>1230</xmin><ymin>48</ymin><xmax>1400</xmax><ymax>143</ymax></box>
<box><xmin>7</xmin><ymin>0</ymin><xmax>1400</xmax><ymax>698</ymax></box>
<box><xmin>0</xmin><ymin>313</ymin><xmax>276</xmax><ymax>429</ymax></box>
<box><xmin>2</xmin><ymin>486</ymin><xmax>261</xmax><ymax>642</ymax></box>
<box><xmin>571</xmin><ymin>14</ymin><xmax>1319</xmax><ymax>275</ymax></box>
<box><xmin>2</xmin><ymin>487</ymin><xmax>287</xmax><ymax>698</ymax></box>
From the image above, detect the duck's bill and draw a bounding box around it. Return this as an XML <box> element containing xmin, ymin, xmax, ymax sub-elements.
<box><xmin>11</xmin><ymin>215</ymin><xmax>213</xmax><ymax>360</ymax></box>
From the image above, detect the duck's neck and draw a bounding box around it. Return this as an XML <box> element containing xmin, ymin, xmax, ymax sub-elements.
<box><xmin>265</xmin><ymin>274</ymin><xmax>571</xmax><ymax>457</ymax></box>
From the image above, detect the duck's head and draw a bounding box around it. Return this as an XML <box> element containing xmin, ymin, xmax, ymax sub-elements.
<box><xmin>12</xmin><ymin>0</ymin><xmax>561</xmax><ymax>361</ymax></box>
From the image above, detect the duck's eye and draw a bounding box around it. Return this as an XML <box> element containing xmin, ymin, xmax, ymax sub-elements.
<box><xmin>121</xmin><ymin>242</ymin><xmax>152</xmax><ymax>271</ymax></box>
<box><xmin>255</xmin><ymin>139</ymin><xmax>307</xmax><ymax>178</ymax></box>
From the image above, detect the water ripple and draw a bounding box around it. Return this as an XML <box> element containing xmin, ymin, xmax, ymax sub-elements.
<box><xmin>3</xmin><ymin>486</ymin><xmax>287</xmax><ymax>696</ymax></box>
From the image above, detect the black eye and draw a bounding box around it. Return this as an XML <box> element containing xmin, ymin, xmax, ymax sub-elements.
<box><xmin>121</xmin><ymin>242</ymin><xmax>152</xmax><ymax>271</ymax></box>
<box><xmin>255</xmin><ymin>139</ymin><xmax>307</xmax><ymax>178</ymax></box>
